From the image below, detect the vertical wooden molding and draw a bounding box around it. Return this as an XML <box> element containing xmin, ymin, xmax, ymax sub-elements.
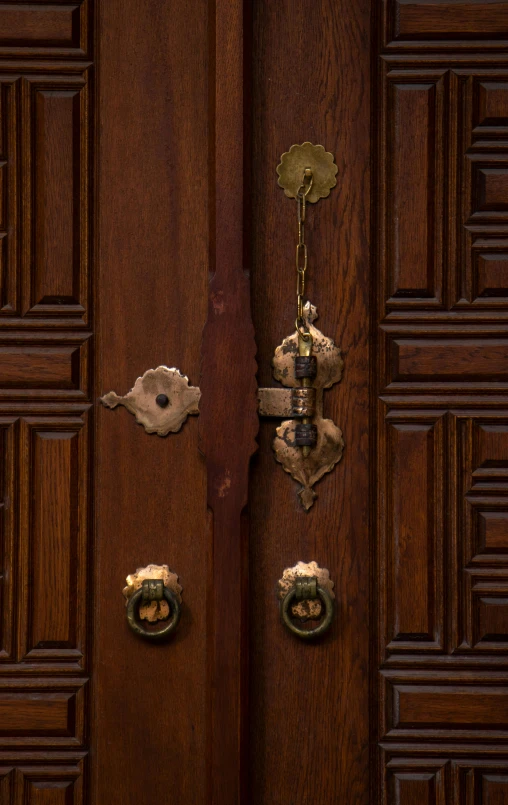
<box><xmin>200</xmin><ymin>1</ymin><xmax>257</xmax><ymax>803</ymax></box>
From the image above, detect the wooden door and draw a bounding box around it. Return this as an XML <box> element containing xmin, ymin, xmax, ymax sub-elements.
<box><xmin>1</xmin><ymin>0</ymin><xmax>508</xmax><ymax>803</ymax></box>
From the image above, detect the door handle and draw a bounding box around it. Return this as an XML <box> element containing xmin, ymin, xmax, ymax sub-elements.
<box><xmin>281</xmin><ymin>577</ymin><xmax>334</xmax><ymax>640</ymax></box>
<box><xmin>277</xmin><ymin>562</ymin><xmax>335</xmax><ymax>640</ymax></box>
<box><xmin>100</xmin><ymin>144</ymin><xmax>343</xmax><ymax>511</ymax></box>
<box><xmin>123</xmin><ymin>565</ymin><xmax>182</xmax><ymax>641</ymax></box>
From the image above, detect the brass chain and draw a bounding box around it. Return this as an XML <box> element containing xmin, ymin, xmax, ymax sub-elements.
<box><xmin>295</xmin><ymin>168</ymin><xmax>313</xmax><ymax>340</ymax></box>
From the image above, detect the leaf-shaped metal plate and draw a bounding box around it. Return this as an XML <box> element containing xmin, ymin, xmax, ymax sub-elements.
<box><xmin>273</xmin><ymin>415</ymin><xmax>344</xmax><ymax>510</ymax></box>
<box><xmin>101</xmin><ymin>366</ymin><xmax>200</xmax><ymax>436</ymax></box>
<box><xmin>269</xmin><ymin>302</ymin><xmax>344</xmax><ymax>510</ymax></box>
<box><xmin>272</xmin><ymin>303</ymin><xmax>343</xmax><ymax>390</ymax></box>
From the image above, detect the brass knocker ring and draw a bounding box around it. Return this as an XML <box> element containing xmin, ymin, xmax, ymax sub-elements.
<box><xmin>281</xmin><ymin>576</ymin><xmax>334</xmax><ymax>640</ymax></box>
<box><xmin>126</xmin><ymin>578</ymin><xmax>181</xmax><ymax>640</ymax></box>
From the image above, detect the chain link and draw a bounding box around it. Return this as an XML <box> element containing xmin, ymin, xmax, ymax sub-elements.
<box><xmin>295</xmin><ymin>169</ymin><xmax>313</xmax><ymax>339</ymax></box>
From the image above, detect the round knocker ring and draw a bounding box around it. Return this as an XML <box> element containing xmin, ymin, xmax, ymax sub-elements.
<box><xmin>126</xmin><ymin>579</ymin><xmax>181</xmax><ymax>641</ymax></box>
<box><xmin>281</xmin><ymin>577</ymin><xmax>334</xmax><ymax>640</ymax></box>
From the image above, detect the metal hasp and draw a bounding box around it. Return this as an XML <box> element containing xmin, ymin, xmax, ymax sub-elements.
<box><xmin>258</xmin><ymin>302</ymin><xmax>344</xmax><ymax>511</ymax></box>
<box><xmin>99</xmin><ymin>144</ymin><xmax>343</xmax><ymax>511</ymax></box>
<box><xmin>123</xmin><ymin>564</ymin><xmax>183</xmax><ymax>641</ymax></box>
<box><xmin>257</xmin><ymin>142</ymin><xmax>343</xmax><ymax>510</ymax></box>
<box><xmin>99</xmin><ymin>323</ymin><xmax>343</xmax><ymax>510</ymax></box>
<box><xmin>277</xmin><ymin>561</ymin><xmax>335</xmax><ymax>640</ymax></box>
<box><xmin>99</xmin><ymin>309</ymin><xmax>344</xmax><ymax>512</ymax></box>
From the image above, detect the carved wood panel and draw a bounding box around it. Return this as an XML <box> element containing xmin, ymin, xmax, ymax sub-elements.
<box><xmin>1</xmin><ymin>0</ymin><xmax>506</xmax><ymax>801</ymax></box>
<box><xmin>377</xmin><ymin>1</ymin><xmax>508</xmax><ymax>800</ymax></box>
<box><xmin>0</xmin><ymin>761</ymin><xmax>84</xmax><ymax>805</ymax></box>
<box><xmin>0</xmin><ymin>71</ymin><xmax>91</xmax><ymax>323</ymax></box>
<box><xmin>0</xmin><ymin>1</ymin><xmax>92</xmax><ymax>800</ymax></box>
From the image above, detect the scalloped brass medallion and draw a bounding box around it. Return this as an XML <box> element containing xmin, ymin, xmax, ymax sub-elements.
<box><xmin>101</xmin><ymin>366</ymin><xmax>200</xmax><ymax>436</ymax></box>
<box><xmin>276</xmin><ymin>142</ymin><xmax>338</xmax><ymax>203</ymax></box>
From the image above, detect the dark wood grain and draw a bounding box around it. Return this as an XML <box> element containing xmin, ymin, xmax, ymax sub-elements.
<box><xmin>396</xmin><ymin>0</ymin><xmax>508</xmax><ymax>37</ymax></box>
<box><xmin>387</xmin><ymin>418</ymin><xmax>443</xmax><ymax>646</ymax></box>
<box><xmin>477</xmin><ymin>254</ymin><xmax>508</xmax><ymax>298</ymax></box>
<box><xmin>387</xmin><ymin>80</ymin><xmax>443</xmax><ymax>304</ymax></box>
<box><xmin>199</xmin><ymin>0</ymin><xmax>258</xmax><ymax>802</ymax></box>
<box><xmin>0</xmin><ymin>691</ymin><xmax>71</xmax><ymax>734</ymax></box>
<box><xmin>0</xmin><ymin>3</ymin><xmax>94</xmax><ymax>798</ymax></box>
<box><xmin>0</xmin><ymin>678</ymin><xmax>84</xmax><ymax>745</ymax></box>
<box><xmin>0</xmin><ymin>346</ymin><xmax>76</xmax><ymax>386</ymax></box>
<box><xmin>0</xmin><ymin>70</ymin><xmax>90</xmax><ymax>321</ymax></box>
<box><xmin>377</xmin><ymin>20</ymin><xmax>508</xmax><ymax>803</ymax></box>
<box><xmin>2</xmin><ymin>0</ymin><xmax>508</xmax><ymax>801</ymax></box>
<box><xmin>389</xmin><ymin>770</ymin><xmax>445</xmax><ymax>805</ymax></box>
<box><xmin>34</xmin><ymin>87</ymin><xmax>78</xmax><ymax>306</ymax></box>
<box><xmin>384</xmin><ymin>0</ymin><xmax>508</xmax><ymax>49</ymax></box>
<box><xmin>31</xmin><ymin>430</ymin><xmax>74</xmax><ymax>648</ymax></box>
<box><xmin>249</xmin><ymin>0</ymin><xmax>371</xmax><ymax>802</ymax></box>
<box><xmin>397</xmin><ymin>685</ymin><xmax>508</xmax><ymax>727</ymax></box>
<box><xmin>0</xmin><ymin>4</ymin><xmax>77</xmax><ymax>45</ymax></box>
<box><xmin>94</xmin><ymin>0</ymin><xmax>209</xmax><ymax>802</ymax></box>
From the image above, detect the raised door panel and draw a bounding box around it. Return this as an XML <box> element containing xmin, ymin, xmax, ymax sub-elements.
<box><xmin>0</xmin><ymin>678</ymin><xmax>85</xmax><ymax>747</ymax></box>
<box><xmin>385</xmin><ymin>759</ymin><xmax>508</xmax><ymax>804</ymax></box>
<box><xmin>0</xmin><ymin>72</ymin><xmax>91</xmax><ymax>323</ymax></box>
<box><xmin>387</xmin><ymin>766</ymin><xmax>447</xmax><ymax>805</ymax></box>
<box><xmin>20</xmin><ymin>418</ymin><xmax>89</xmax><ymax>664</ymax></box>
<box><xmin>381</xmin><ymin>412</ymin><xmax>444</xmax><ymax>654</ymax></box>
<box><xmin>0</xmin><ymin>2</ymin><xmax>90</xmax><ymax>57</ymax></box>
<box><xmin>19</xmin><ymin>764</ymin><xmax>84</xmax><ymax>805</ymax></box>
<box><xmin>0</xmin><ymin>415</ymin><xmax>90</xmax><ymax>671</ymax></box>
<box><xmin>0</xmin><ymin>767</ymin><xmax>14</xmax><ymax>803</ymax></box>
<box><xmin>386</xmin><ymin>678</ymin><xmax>508</xmax><ymax>738</ymax></box>
<box><xmin>0</xmin><ymin>418</ymin><xmax>16</xmax><ymax>662</ymax></box>
<box><xmin>379</xmin><ymin>63</ymin><xmax>508</xmax><ymax>313</ymax></box>
<box><xmin>383</xmin><ymin>0</ymin><xmax>508</xmax><ymax>49</ymax></box>
<box><xmin>383</xmin><ymin>78</ymin><xmax>445</xmax><ymax>306</ymax></box>
<box><xmin>480</xmin><ymin>774</ymin><xmax>508</xmax><ymax>805</ymax></box>
<box><xmin>452</xmin><ymin>414</ymin><xmax>508</xmax><ymax>654</ymax></box>
<box><xmin>0</xmin><ymin>0</ymin><xmax>94</xmax><ymax>793</ymax></box>
<box><xmin>376</xmin><ymin>3</ymin><xmax>508</xmax><ymax>801</ymax></box>
<box><xmin>0</xmin><ymin>764</ymin><xmax>83</xmax><ymax>804</ymax></box>
<box><xmin>32</xmin><ymin>85</ymin><xmax>86</xmax><ymax>314</ymax></box>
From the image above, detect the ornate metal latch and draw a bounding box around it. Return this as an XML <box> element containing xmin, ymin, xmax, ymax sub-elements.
<box><xmin>101</xmin><ymin>144</ymin><xmax>344</xmax><ymax>510</ymax></box>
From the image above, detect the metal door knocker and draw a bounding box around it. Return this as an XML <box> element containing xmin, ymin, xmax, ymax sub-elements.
<box><xmin>123</xmin><ymin>564</ymin><xmax>182</xmax><ymax>641</ymax></box>
<box><xmin>100</xmin><ymin>143</ymin><xmax>344</xmax><ymax>510</ymax></box>
<box><xmin>278</xmin><ymin>561</ymin><xmax>335</xmax><ymax>639</ymax></box>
